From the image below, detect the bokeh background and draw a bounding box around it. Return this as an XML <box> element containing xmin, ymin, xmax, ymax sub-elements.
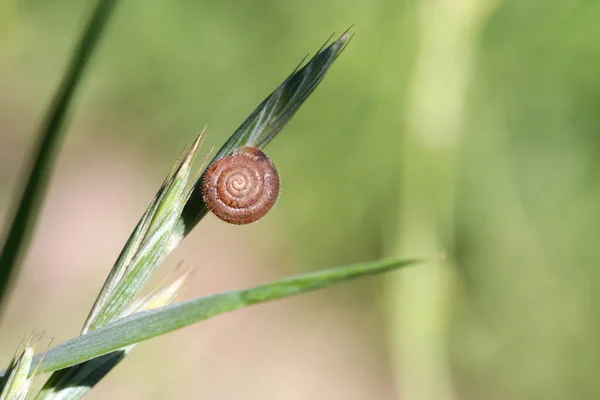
<box><xmin>1</xmin><ymin>1</ymin><xmax>599</xmax><ymax>399</ymax></box>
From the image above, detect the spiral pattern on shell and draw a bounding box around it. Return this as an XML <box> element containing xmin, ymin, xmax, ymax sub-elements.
<box><xmin>202</xmin><ymin>146</ymin><xmax>280</xmax><ymax>225</ymax></box>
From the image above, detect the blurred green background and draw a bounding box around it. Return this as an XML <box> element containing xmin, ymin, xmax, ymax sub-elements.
<box><xmin>1</xmin><ymin>0</ymin><xmax>599</xmax><ymax>399</ymax></box>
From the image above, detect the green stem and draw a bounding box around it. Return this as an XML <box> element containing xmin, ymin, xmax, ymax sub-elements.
<box><xmin>0</xmin><ymin>0</ymin><xmax>118</xmax><ymax>317</ymax></box>
<box><xmin>385</xmin><ymin>1</ymin><xmax>500</xmax><ymax>399</ymax></box>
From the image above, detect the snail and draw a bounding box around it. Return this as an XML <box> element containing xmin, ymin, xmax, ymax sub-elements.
<box><xmin>202</xmin><ymin>146</ymin><xmax>280</xmax><ymax>225</ymax></box>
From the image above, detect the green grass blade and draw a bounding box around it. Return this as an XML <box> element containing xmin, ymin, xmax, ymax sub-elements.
<box><xmin>82</xmin><ymin>136</ymin><xmax>202</xmax><ymax>333</ymax></box>
<box><xmin>178</xmin><ymin>31</ymin><xmax>352</xmax><ymax>236</ymax></box>
<box><xmin>0</xmin><ymin>0</ymin><xmax>118</xmax><ymax>315</ymax></box>
<box><xmin>35</xmin><ymin>275</ymin><xmax>187</xmax><ymax>400</ymax></box>
<box><xmin>24</xmin><ymin>258</ymin><xmax>419</xmax><ymax>375</ymax></box>
<box><xmin>33</xmin><ymin>352</ymin><xmax>126</xmax><ymax>400</ymax></box>
<box><xmin>211</xmin><ymin>31</ymin><xmax>351</xmax><ymax>156</ymax></box>
<box><xmin>0</xmin><ymin>346</ymin><xmax>33</xmax><ymax>400</ymax></box>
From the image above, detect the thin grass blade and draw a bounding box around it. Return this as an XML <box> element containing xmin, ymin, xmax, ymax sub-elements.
<box><xmin>178</xmin><ymin>31</ymin><xmax>352</xmax><ymax>236</ymax></box>
<box><xmin>83</xmin><ymin>136</ymin><xmax>202</xmax><ymax>333</ymax></box>
<box><xmin>35</xmin><ymin>275</ymin><xmax>188</xmax><ymax>400</ymax></box>
<box><xmin>0</xmin><ymin>0</ymin><xmax>118</xmax><ymax>316</ymax></box>
<box><xmin>0</xmin><ymin>346</ymin><xmax>34</xmax><ymax>400</ymax></box>
<box><xmin>20</xmin><ymin>257</ymin><xmax>421</xmax><ymax>376</ymax></box>
<box><xmin>84</xmin><ymin>31</ymin><xmax>351</xmax><ymax>330</ymax></box>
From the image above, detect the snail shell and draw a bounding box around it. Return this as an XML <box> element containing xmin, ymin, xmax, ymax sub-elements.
<box><xmin>202</xmin><ymin>146</ymin><xmax>279</xmax><ymax>225</ymax></box>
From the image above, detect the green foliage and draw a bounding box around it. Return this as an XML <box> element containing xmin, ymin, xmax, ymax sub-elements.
<box><xmin>0</xmin><ymin>0</ymin><xmax>119</xmax><ymax>314</ymax></box>
<box><xmin>0</xmin><ymin>346</ymin><xmax>34</xmax><ymax>400</ymax></box>
<box><xmin>5</xmin><ymin>1</ymin><xmax>600</xmax><ymax>398</ymax></box>
<box><xmin>35</xmin><ymin>276</ymin><xmax>187</xmax><ymax>400</ymax></box>
<box><xmin>31</xmin><ymin>258</ymin><xmax>419</xmax><ymax>376</ymax></box>
<box><xmin>178</xmin><ymin>31</ymin><xmax>351</xmax><ymax>235</ymax></box>
<box><xmin>0</xmin><ymin>4</ymin><xmax>418</xmax><ymax>398</ymax></box>
<box><xmin>82</xmin><ymin>136</ymin><xmax>202</xmax><ymax>333</ymax></box>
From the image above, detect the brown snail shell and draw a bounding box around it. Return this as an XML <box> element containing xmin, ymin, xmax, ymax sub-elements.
<box><xmin>202</xmin><ymin>146</ymin><xmax>279</xmax><ymax>225</ymax></box>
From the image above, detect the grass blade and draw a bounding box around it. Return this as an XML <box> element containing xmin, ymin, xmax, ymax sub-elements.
<box><xmin>0</xmin><ymin>346</ymin><xmax>34</xmax><ymax>400</ymax></box>
<box><xmin>34</xmin><ymin>352</ymin><xmax>126</xmax><ymax>400</ymax></box>
<box><xmin>35</xmin><ymin>275</ymin><xmax>188</xmax><ymax>400</ymax></box>
<box><xmin>0</xmin><ymin>0</ymin><xmax>118</xmax><ymax>316</ymax></box>
<box><xmin>82</xmin><ymin>135</ymin><xmax>202</xmax><ymax>333</ymax></box>
<box><xmin>178</xmin><ymin>31</ymin><xmax>352</xmax><ymax>236</ymax></box>
<box><xmin>21</xmin><ymin>258</ymin><xmax>420</xmax><ymax>376</ymax></box>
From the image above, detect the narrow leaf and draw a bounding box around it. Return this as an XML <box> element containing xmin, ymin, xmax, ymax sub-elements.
<box><xmin>32</xmin><ymin>352</ymin><xmax>125</xmax><ymax>400</ymax></box>
<box><xmin>35</xmin><ymin>275</ymin><xmax>188</xmax><ymax>400</ymax></box>
<box><xmin>83</xmin><ymin>135</ymin><xmax>202</xmax><ymax>333</ymax></box>
<box><xmin>0</xmin><ymin>0</ymin><xmax>118</xmax><ymax>315</ymax></box>
<box><xmin>178</xmin><ymin>31</ymin><xmax>352</xmax><ymax>236</ymax></box>
<box><xmin>0</xmin><ymin>346</ymin><xmax>34</xmax><ymax>400</ymax></box>
<box><xmin>24</xmin><ymin>257</ymin><xmax>419</xmax><ymax>375</ymax></box>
